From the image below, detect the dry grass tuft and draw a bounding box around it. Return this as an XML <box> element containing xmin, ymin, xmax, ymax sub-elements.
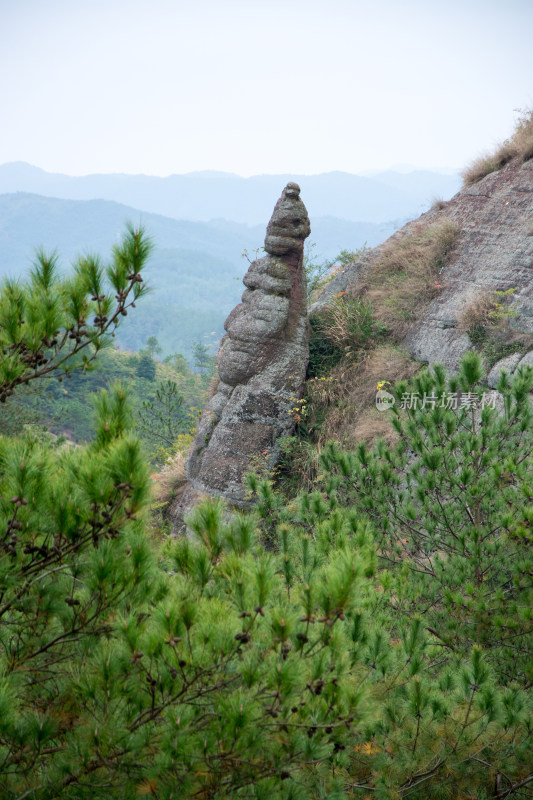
<box><xmin>430</xmin><ymin>197</ymin><xmax>448</xmax><ymax>211</ymax></box>
<box><xmin>151</xmin><ymin>451</ymin><xmax>187</xmax><ymax>506</ymax></box>
<box><xmin>457</xmin><ymin>292</ymin><xmax>498</xmax><ymax>332</ymax></box>
<box><xmin>461</xmin><ymin>145</ymin><xmax>515</xmax><ymax>186</ymax></box>
<box><xmin>306</xmin><ymin>345</ymin><xmax>418</xmax><ymax>448</ymax></box>
<box><xmin>207</xmin><ymin>374</ymin><xmax>220</xmax><ymax>400</ymax></box>
<box><xmin>357</xmin><ymin>219</ymin><xmax>458</xmax><ymax>340</ymax></box>
<box><xmin>352</xmin><ymin>408</ymin><xmax>401</xmax><ymax>449</ymax></box>
<box><xmin>513</xmin><ymin>108</ymin><xmax>533</xmax><ymax>162</ymax></box>
<box><xmin>462</xmin><ymin>109</ymin><xmax>533</xmax><ymax>186</ymax></box>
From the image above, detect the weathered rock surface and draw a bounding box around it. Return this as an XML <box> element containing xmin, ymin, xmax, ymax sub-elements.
<box><xmin>309</xmin><ymin>247</ymin><xmax>378</xmax><ymax>314</ymax></box>
<box><xmin>312</xmin><ymin>158</ymin><xmax>533</xmax><ymax>371</ymax></box>
<box><xmin>170</xmin><ymin>183</ymin><xmax>310</xmax><ymax>524</ymax></box>
<box><xmin>487</xmin><ymin>353</ymin><xmax>524</xmax><ymax>388</ymax></box>
<box><xmin>487</xmin><ymin>350</ymin><xmax>533</xmax><ymax>388</ymax></box>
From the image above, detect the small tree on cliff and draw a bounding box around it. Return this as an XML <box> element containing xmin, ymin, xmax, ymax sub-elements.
<box><xmin>136</xmin><ymin>378</ymin><xmax>190</xmax><ymax>461</ymax></box>
<box><xmin>192</xmin><ymin>340</ymin><xmax>214</xmax><ymax>375</ymax></box>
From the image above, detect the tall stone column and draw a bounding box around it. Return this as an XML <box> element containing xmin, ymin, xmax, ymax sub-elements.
<box><xmin>174</xmin><ymin>182</ymin><xmax>311</xmax><ymax>518</ymax></box>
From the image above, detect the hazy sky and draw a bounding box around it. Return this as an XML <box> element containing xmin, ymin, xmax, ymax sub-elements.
<box><xmin>1</xmin><ymin>0</ymin><xmax>532</xmax><ymax>177</ymax></box>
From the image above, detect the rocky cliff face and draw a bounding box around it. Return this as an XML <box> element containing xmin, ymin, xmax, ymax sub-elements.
<box><xmin>171</xmin><ymin>183</ymin><xmax>310</xmax><ymax>523</ymax></box>
<box><xmin>312</xmin><ymin>158</ymin><xmax>533</xmax><ymax>371</ymax></box>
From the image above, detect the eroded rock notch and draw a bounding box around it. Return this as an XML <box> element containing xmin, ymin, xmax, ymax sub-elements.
<box><xmin>185</xmin><ymin>182</ymin><xmax>311</xmax><ymax>507</ymax></box>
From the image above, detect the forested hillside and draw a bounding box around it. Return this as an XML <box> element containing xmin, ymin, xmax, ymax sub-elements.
<box><xmin>3</xmin><ymin>345</ymin><xmax>210</xmax><ymax>459</ymax></box>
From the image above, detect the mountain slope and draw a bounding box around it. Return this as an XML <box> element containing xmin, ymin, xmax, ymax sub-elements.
<box><xmin>313</xmin><ymin>158</ymin><xmax>533</xmax><ymax>370</ymax></box>
<box><xmin>304</xmin><ymin>119</ymin><xmax>533</xmax><ymax>453</ymax></box>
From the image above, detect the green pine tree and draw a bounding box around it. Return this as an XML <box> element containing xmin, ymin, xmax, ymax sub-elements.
<box><xmin>136</xmin><ymin>351</ymin><xmax>157</xmax><ymax>381</ymax></box>
<box><xmin>1</xmin><ymin>230</ymin><xmax>532</xmax><ymax>800</ymax></box>
<box><xmin>136</xmin><ymin>378</ymin><xmax>190</xmax><ymax>462</ymax></box>
<box><xmin>0</xmin><ymin>224</ymin><xmax>152</xmax><ymax>398</ymax></box>
<box><xmin>249</xmin><ymin>352</ymin><xmax>533</xmax><ymax>798</ymax></box>
<box><xmin>146</xmin><ymin>335</ymin><xmax>162</xmax><ymax>359</ymax></box>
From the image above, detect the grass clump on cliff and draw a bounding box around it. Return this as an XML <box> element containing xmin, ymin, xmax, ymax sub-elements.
<box><xmin>359</xmin><ymin>218</ymin><xmax>459</xmax><ymax>340</ymax></box>
<box><xmin>458</xmin><ymin>287</ymin><xmax>533</xmax><ymax>367</ymax></box>
<box><xmin>304</xmin><ymin>344</ymin><xmax>418</xmax><ymax>448</ymax></box>
<box><xmin>308</xmin><ymin>296</ymin><xmax>386</xmax><ymax>377</ymax></box>
<box><xmin>462</xmin><ymin>107</ymin><xmax>533</xmax><ymax>186</ymax></box>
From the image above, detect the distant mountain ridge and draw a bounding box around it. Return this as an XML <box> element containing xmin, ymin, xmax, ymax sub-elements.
<box><xmin>0</xmin><ymin>162</ymin><xmax>461</xmax><ymax>360</ymax></box>
<box><xmin>0</xmin><ymin>192</ymin><xmax>396</xmax><ymax>359</ymax></box>
<box><xmin>0</xmin><ymin>162</ymin><xmax>461</xmax><ymax>226</ymax></box>
<box><xmin>0</xmin><ymin>192</ymin><xmax>395</xmax><ymax>277</ymax></box>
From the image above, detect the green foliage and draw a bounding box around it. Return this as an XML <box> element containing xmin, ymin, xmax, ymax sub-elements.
<box><xmin>246</xmin><ymin>352</ymin><xmax>533</xmax><ymax>796</ymax></box>
<box><xmin>467</xmin><ymin>322</ymin><xmax>488</xmax><ymax>347</ymax></box>
<box><xmin>309</xmin><ymin>296</ymin><xmax>385</xmax><ymax>377</ymax></box>
<box><xmin>0</xmin><ymin>224</ymin><xmax>152</xmax><ymax>401</ymax></box>
<box><xmin>0</xmin><ymin>224</ymin><xmax>212</xmax><ymax>454</ymax></box>
<box><xmin>163</xmin><ymin>352</ymin><xmax>190</xmax><ymax>373</ymax></box>
<box><xmin>319</xmin><ymin>352</ymin><xmax>533</xmax><ymax>683</ymax></box>
<box><xmin>482</xmin><ymin>337</ymin><xmax>526</xmax><ymax>369</ymax></box>
<box><xmin>488</xmin><ymin>288</ymin><xmax>520</xmax><ymax>326</ymax></box>
<box><xmin>0</xmin><ymin>421</ymin><xmax>376</xmax><ymax>797</ymax></box>
<box><xmin>5</xmin><ymin>346</ymin><xmax>206</xmax><ymax>449</ymax></box>
<box><xmin>1</xmin><ymin>235</ymin><xmax>532</xmax><ymax>799</ymax></box>
<box><xmin>136</xmin><ymin>351</ymin><xmax>157</xmax><ymax>381</ymax></box>
<box><xmin>136</xmin><ymin>379</ymin><xmax>191</xmax><ymax>463</ymax></box>
<box><xmin>308</xmin><ymin>315</ymin><xmax>344</xmax><ymax>377</ymax></box>
<box><xmin>146</xmin><ymin>335</ymin><xmax>162</xmax><ymax>358</ymax></box>
<box><xmin>192</xmin><ymin>340</ymin><xmax>216</xmax><ymax>377</ymax></box>
<box><xmin>0</xmin><ymin>380</ymin><xmax>45</xmax><ymax>437</ymax></box>
<box><xmin>0</xmin><ymin>385</ymin><xmax>159</xmax><ymax>797</ymax></box>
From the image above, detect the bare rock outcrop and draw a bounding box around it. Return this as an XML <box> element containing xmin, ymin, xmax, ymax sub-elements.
<box><xmin>170</xmin><ymin>183</ymin><xmax>310</xmax><ymax>523</ymax></box>
<box><xmin>405</xmin><ymin>160</ymin><xmax>533</xmax><ymax>368</ymax></box>
<box><xmin>311</xmin><ymin>158</ymin><xmax>533</xmax><ymax>371</ymax></box>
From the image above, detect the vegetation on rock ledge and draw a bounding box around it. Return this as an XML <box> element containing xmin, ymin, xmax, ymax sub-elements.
<box><xmin>462</xmin><ymin>108</ymin><xmax>533</xmax><ymax>186</ymax></box>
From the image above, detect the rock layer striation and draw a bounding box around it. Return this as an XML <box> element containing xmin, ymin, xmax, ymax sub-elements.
<box><xmin>181</xmin><ymin>183</ymin><xmax>311</xmax><ymax>510</ymax></box>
